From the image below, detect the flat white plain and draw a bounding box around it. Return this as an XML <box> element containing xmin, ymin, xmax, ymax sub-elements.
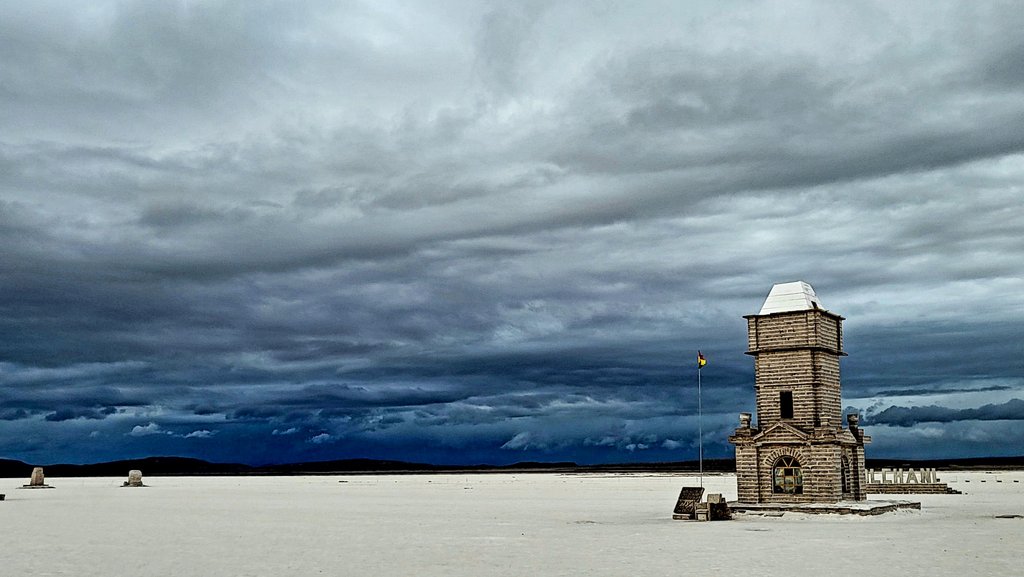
<box><xmin>1</xmin><ymin>471</ymin><xmax>1020</xmax><ymax>576</ymax></box>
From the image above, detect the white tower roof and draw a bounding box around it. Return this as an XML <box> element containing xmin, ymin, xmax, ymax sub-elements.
<box><xmin>757</xmin><ymin>281</ymin><xmax>823</xmax><ymax>315</ymax></box>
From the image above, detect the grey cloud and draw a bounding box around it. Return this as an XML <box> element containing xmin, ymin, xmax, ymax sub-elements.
<box><xmin>977</xmin><ymin>36</ymin><xmax>1024</xmax><ymax>88</ymax></box>
<box><xmin>138</xmin><ymin>203</ymin><xmax>234</xmax><ymax>229</ymax></box>
<box><xmin>500</xmin><ymin>431</ymin><xmax>540</xmax><ymax>451</ymax></box>
<box><xmin>184</xmin><ymin>429</ymin><xmax>215</xmax><ymax>439</ymax></box>
<box><xmin>308</xmin><ymin>433</ymin><xmax>336</xmax><ymax>445</ymax></box>
<box><xmin>475</xmin><ymin>1</ymin><xmax>550</xmax><ymax>94</ymax></box>
<box><xmin>128</xmin><ymin>423</ymin><xmax>171</xmax><ymax>437</ymax></box>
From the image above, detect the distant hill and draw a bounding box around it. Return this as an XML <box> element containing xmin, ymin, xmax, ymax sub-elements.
<box><xmin>1</xmin><ymin>455</ymin><xmax>1022</xmax><ymax>478</ymax></box>
<box><xmin>0</xmin><ymin>456</ymin><xmax>729</xmax><ymax>477</ymax></box>
<box><xmin>863</xmin><ymin>456</ymin><xmax>1024</xmax><ymax>470</ymax></box>
<box><xmin>0</xmin><ymin>456</ymin><xmax>250</xmax><ymax>478</ymax></box>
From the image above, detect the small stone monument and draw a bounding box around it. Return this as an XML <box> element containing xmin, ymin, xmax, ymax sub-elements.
<box><xmin>671</xmin><ymin>486</ymin><xmax>705</xmax><ymax>520</ymax></box>
<box><xmin>705</xmin><ymin>493</ymin><xmax>732</xmax><ymax>520</ymax></box>
<box><xmin>21</xmin><ymin>467</ymin><xmax>54</xmax><ymax>489</ymax></box>
<box><xmin>674</xmin><ymin>488</ymin><xmax>732</xmax><ymax>521</ymax></box>
<box><xmin>123</xmin><ymin>470</ymin><xmax>145</xmax><ymax>487</ymax></box>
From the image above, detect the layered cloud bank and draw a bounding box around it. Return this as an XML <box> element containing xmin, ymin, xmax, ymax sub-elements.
<box><xmin>1</xmin><ymin>1</ymin><xmax>1022</xmax><ymax>464</ymax></box>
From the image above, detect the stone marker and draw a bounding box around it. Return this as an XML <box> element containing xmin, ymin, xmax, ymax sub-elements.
<box><xmin>688</xmin><ymin>493</ymin><xmax>733</xmax><ymax>522</ymax></box>
<box><xmin>672</xmin><ymin>486</ymin><xmax>705</xmax><ymax>520</ymax></box>
<box><xmin>706</xmin><ymin>493</ymin><xmax>732</xmax><ymax>520</ymax></box>
<box><xmin>20</xmin><ymin>466</ymin><xmax>54</xmax><ymax>489</ymax></box>
<box><xmin>123</xmin><ymin>470</ymin><xmax>145</xmax><ymax>487</ymax></box>
<box><xmin>695</xmin><ymin>501</ymin><xmax>710</xmax><ymax>522</ymax></box>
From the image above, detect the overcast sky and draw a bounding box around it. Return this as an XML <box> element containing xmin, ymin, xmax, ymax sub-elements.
<box><xmin>1</xmin><ymin>1</ymin><xmax>1022</xmax><ymax>466</ymax></box>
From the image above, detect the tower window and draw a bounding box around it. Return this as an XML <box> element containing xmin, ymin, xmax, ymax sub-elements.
<box><xmin>772</xmin><ymin>455</ymin><xmax>803</xmax><ymax>494</ymax></box>
<box><xmin>780</xmin><ymin>391</ymin><xmax>794</xmax><ymax>419</ymax></box>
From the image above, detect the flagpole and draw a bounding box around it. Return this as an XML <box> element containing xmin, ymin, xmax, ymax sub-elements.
<box><xmin>698</xmin><ymin>361</ymin><xmax>703</xmax><ymax>488</ymax></box>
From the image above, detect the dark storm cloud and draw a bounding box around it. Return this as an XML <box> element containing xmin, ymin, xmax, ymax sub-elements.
<box><xmin>866</xmin><ymin>399</ymin><xmax>1024</xmax><ymax>427</ymax></box>
<box><xmin>0</xmin><ymin>409</ymin><xmax>30</xmax><ymax>421</ymax></box>
<box><xmin>44</xmin><ymin>407</ymin><xmax>116</xmax><ymax>422</ymax></box>
<box><xmin>1</xmin><ymin>1</ymin><xmax>1022</xmax><ymax>464</ymax></box>
<box><xmin>859</xmin><ymin>385</ymin><xmax>1013</xmax><ymax>399</ymax></box>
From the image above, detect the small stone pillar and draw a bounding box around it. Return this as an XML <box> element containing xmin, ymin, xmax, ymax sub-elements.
<box><xmin>124</xmin><ymin>470</ymin><xmax>145</xmax><ymax>487</ymax></box>
<box><xmin>21</xmin><ymin>467</ymin><xmax>54</xmax><ymax>489</ymax></box>
<box><xmin>739</xmin><ymin>413</ymin><xmax>751</xmax><ymax>429</ymax></box>
<box><xmin>847</xmin><ymin>413</ymin><xmax>863</xmax><ymax>441</ymax></box>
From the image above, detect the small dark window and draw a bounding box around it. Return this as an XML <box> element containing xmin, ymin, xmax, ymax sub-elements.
<box><xmin>780</xmin><ymin>391</ymin><xmax>794</xmax><ymax>419</ymax></box>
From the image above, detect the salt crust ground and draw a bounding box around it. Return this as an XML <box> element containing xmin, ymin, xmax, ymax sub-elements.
<box><xmin>1</xmin><ymin>471</ymin><xmax>1021</xmax><ymax>577</ymax></box>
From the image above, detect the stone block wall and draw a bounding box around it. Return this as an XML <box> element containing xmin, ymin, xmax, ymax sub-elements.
<box><xmin>732</xmin><ymin>428</ymin><xmax>870</xmax><ymax>503</ymax></box>
<box><xmin>746</xmin><ymin>310</ymin><xmax>843</xmax><ymax>354</ymax></box>
<box><xmin>753</xmin><ymin>351</ymin><xmax>842</xmax><ymax>428</ymax></box>
<box><xmin>753</xmin><ymin>445</ymin><xmax>831</xmax><ymax>503</ymax></box>
<box><xmin>734</xmin><ymin>443</ymin><xmax>760</xmax><ymax>503</ymax></box>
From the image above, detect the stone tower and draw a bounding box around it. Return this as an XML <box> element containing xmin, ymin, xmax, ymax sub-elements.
<box><xmin>729</xmin><ymin>281</ymin><xmax>869</xmax><ymax>503</ymax></box>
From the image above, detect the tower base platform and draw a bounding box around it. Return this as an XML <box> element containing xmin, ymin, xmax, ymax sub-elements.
<box><xmin>730</xmin><ymin>500</ymin><xmax>920</xmax><ymax>516</ymax></box>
